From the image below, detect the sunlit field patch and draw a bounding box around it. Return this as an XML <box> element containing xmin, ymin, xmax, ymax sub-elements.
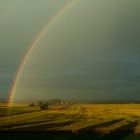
<box><xmin>0</xmin><ymin>103</ymin><xmax>140</xmax><ymax>135</ymax></box>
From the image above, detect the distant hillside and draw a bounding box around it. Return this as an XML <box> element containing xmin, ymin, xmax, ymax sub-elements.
<box><xmin>3</xmin><ymin>97</ymin><xmax>140</xmax><ymax>104</ymax></box>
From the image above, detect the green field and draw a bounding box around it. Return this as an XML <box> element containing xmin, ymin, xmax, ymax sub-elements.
<box><xmin>1</xmin><ymin>103</ymin><xmax>140</xmax><ymax>136</ymax></box>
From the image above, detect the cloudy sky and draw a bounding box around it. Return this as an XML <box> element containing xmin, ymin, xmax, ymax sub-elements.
<box><xmin>0</xmin><ymin>0</ymin><xmax>140</xmax><ymax>101</ymax></box>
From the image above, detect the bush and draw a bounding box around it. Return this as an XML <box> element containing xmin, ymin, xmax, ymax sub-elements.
<box><xmin>28</xmin><ymin>103</ymin><xmax>35</xmax><ymax>106</ymax></box>
<box><xmin>38</xmin><ymin>100</ymin><xmax>49</xmax><ymax>110</ymax></box>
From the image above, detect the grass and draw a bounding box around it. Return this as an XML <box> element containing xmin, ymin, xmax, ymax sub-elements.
<box><xmin>0</xmin><ymin>103</ymin><xmax>140</xmax><ymax>135</ymax></box>
<box><xmin>0</xmin><ymin>106</ymin><xmax>40</xmax><ymax>117</ymax></box>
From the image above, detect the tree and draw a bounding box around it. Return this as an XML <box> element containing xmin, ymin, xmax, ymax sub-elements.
<box><xmin>38</xmin><ymin>100</ymin><xmax>49</xmax><ymax>110</ymax></box>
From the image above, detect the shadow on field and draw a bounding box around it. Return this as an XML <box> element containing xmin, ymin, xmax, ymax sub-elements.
<box><xmin>0</xmin><ymin>114</ymin><xmax>81</xmax><ymax>130</ymax></box>
<box><xmin>1</xmin><ymin>120</ymin><xmax>51</xmax><ymax>129</ymax></box>
<box><xmin>0</xmin><ymin>120</ymin><xmax>139</xmax><ymax>140</ymax></box>
<box><xmin>104</xmin><ymin>120</ymin><xmax>139</xmax><ymax>140</ymax></box>
<box><xmin>78</xmin><ymin>118</ymin><xmax>124</xmax><ymax>133</ymax></box>
<box><xmin>6</xmin><ymin>120</ymin><xmax>76</xmax><ymax>131</ymax></box>
<box><xmin>0</xmin><ymin>131</ymin><xmax>140</xmax><ymax>140</ymax></box>
<box><xmin>77</xmin><ymin>120</ymin><xmax>139</xmax><ymax>140</ymax></box>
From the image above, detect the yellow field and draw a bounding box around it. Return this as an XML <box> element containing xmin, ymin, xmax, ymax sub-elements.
<box><xmin>0</xmin><ymin>104</ymin><xmax>140</xmax><ymax>134</ymax></box>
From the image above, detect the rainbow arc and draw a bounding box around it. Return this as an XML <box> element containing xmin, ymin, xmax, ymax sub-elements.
<box><xmin>7</xmin><ymin>0</ymin><xmax>77</xmax><ymax>109</ymax></box>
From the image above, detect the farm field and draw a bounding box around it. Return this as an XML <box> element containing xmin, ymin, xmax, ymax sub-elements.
<box><xmin>1</xmin><ymin>103</ymin><xmax>140</xmax><ymax>139</ymax></box>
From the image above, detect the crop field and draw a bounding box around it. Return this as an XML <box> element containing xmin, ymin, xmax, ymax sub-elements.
<box><xmin>1</xmin><ymin>103</ymin><xmax>140</xmax><ymax>139</ymax></box>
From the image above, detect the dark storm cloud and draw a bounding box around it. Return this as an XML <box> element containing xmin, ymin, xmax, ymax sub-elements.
<box><xmin>1</xmin><ymin>0</ymin><xmax>140</xmax><ymax>101</ymax></box>
<box><xmin>0</xmin><ymin>0</ymin><xmax>69</xmax><ymax>98</ymax></box>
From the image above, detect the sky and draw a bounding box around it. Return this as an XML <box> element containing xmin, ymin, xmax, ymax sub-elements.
<box><xmin>0</xmin><ymin>0</ymin><xmax>140</xmax><ymax>101</ymax></box>
<box><xmin>0</xmin><ymin>0</ymin><xmax>69</xmax><ymax>99</ymax></box>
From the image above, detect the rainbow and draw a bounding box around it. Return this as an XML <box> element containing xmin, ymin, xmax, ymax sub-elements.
<box><xmin>7</xmin><ymin>0</ymin><xmax>76</xmax><ymax>108</ymax></box>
